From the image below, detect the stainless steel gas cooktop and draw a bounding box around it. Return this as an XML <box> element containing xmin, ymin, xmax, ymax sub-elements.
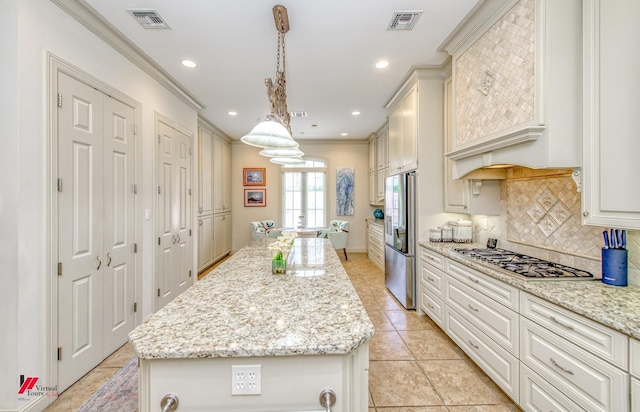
<box><xmin>452</xmin><ymin>248</ymin><xmax>595</xmax><ymax>280</ymax></box>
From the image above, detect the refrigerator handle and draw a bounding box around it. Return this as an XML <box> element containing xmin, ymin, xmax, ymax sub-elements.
<box><xmin>407</xmin><ymin>172</ymin><xmax>416</xmax><ymax>255</ymax></box>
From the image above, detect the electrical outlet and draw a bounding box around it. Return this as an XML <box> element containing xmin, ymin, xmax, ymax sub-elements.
<box><xmin>231</xmin><ymin>365</ymin><xmax>261</xmax><ymax>395</ymax></box>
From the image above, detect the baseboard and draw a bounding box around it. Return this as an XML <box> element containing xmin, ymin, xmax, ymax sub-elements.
<box><xmin>16</xmin><ymin>394</ymin><xmax>51</xmax><ymax>412</ymax></box>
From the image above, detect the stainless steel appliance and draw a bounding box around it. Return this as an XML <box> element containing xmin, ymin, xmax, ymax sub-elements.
<box><xmin>452</xmin><ymin>248</ymin><xmax>595</xmax><ymax>280</ymax></box>
<box><xmin>384</xmin><ymin>172</ymin><xmax>416</xmax><ymax>309</ymax></box>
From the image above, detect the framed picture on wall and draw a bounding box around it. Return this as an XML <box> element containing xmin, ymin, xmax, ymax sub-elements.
<box><xmin>243</xmin><ymin>168</ymin><xmax>266</xmax><ymax>186</ymax></box>
<box><xmin>244</xmin><ymin>189</ymin><xmax>266</xmax><ymax>207</ymax></box>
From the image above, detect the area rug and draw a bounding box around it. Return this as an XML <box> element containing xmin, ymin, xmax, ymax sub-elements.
<box><xmin>76</xmin><ymin>357</ymin><xmax>138</xmax><ymax>412</ymax></box>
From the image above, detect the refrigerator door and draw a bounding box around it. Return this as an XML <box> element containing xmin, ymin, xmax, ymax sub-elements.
<box><xmin>385</xmin><ymin>245</ymin><xmax>415</xmax><ymax>309</ymax></box>
<box><xmin>384</xmin><ymin>174</ymin><xmax>407</xmax><ymax>252</ymax></box>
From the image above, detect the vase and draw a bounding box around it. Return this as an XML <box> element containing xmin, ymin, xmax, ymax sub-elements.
<box><xmin>272</xmin><ymin>257</ymin><xmax>286</xmax><ymax>275</ymax></box>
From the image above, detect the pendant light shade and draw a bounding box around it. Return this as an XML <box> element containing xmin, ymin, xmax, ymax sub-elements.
<box><xmin>259</xmin><ymin>147</ymin><xmax>304</xmax><ymax>157</ymax></box>
<box><xmin>269</xmin><ymin>156</ymin><xmax>305</xmax><ymax>165</ymax></box>
<box><xmin>240</xmin><ymin>120</ymin><xmax>298</xmax><ymax>149</ymax></box>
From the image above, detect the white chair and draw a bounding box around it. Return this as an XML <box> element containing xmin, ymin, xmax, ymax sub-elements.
<box><xmin>249</xmin><ymin>220</ymin><xmax>282</xmax><ymax>241</ymax></box>
<box><xmin>318</xmin><ymin>220</ymin><xmax>350</xmax><ymax>260</ymax></box>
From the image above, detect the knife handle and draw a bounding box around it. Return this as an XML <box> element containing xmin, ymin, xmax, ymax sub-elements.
<box><xmin>603</xmin><ymin>230</ymin><xmax>610</xmax><ymax>249</ymax></box>
<box><xmin>611</xmin><ymin>229</ymin><xmax>617</xmax><ymax>249</ymax></box>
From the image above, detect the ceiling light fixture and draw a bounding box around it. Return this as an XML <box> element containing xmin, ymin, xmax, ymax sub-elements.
<box><xmin>375</xmin><ymin>60</ymin><xmax>390</xmax><ymax>69</ymax></box>
<box><xmin>352</xmin><ymin>111</ymin><xmax>361</xmax><ymax>116</ymax></box>
<box><xmin>270</xmin><ymin>156</ymin><xmax>305</xmax><ymax>165</ymax></box>
<box><xmin>259</xmin><ymin>147</ymin><xmax>304</xmax><ymax>157</ymax></box>
<box><xmin>241</xmin><ymin>5</ymin><xmax>302</xmax><ymax>155</ymax></box>
<box><xmin>341</xmin><ymin>133</ymin><xmax>348</xmax><ymax>136</ymax></box>
<box><xmin>228</xmin><ymin>111</ymin><xmax>238</xmax><ymax>116</ymax></box>
<box><xmin>181</xmin><ymin>59</ymin><xmax>197</xmax><ymax>68</ymax></box>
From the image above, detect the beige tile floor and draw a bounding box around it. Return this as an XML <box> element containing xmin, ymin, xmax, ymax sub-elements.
<box><xmin>45</xmin><ymin>252</ymin><xmax>518</xmax><ymax>411</ymax></box>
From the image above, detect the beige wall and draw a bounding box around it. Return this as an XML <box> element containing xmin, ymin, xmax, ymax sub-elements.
<box><xmin>471</xmin><ymin>168</ymin><xmax>639</xmax><ymax>285</ymax></box>
<box><xmin>231</xmin><ymin>141</ymin><xmax>370</xmax><ymax>253</ymax></box>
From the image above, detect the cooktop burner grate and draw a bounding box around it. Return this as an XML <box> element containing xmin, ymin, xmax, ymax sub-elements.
<box><xmin>452</xmin><ymin>248</ymin><xmax>594</xmax><ymax>279</ymax></box>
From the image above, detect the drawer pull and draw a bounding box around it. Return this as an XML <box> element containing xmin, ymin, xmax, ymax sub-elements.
<box><xmin>468</xmin><ymin>340</ymin><xmax>479</xmax><ymax>350</ymax></box>
<box><xmin>468</xmin><ymin>276</ymin><xmax>480</xmax><ymax>283</ymax></box>
<box><xmin>467</xmin><ymin>304</ymin><xmax>479</xmax><ymax>312</ymax></box>
<box><xmin>427</xmin><ymin>276</ymin><xmax>435</xmax><ymax>282</ymax></box>
<box><xmin>550</xmin><ymin>316</ymin><xmax>574</xmax><ymax>330</ymax></box>
<box><xmin>550</xmin><ymin>357</ymin><xmax>574</xmax><ymax>375</ymax></box>
<box><xmin>427</xmin><ymin>303</ymin><xmax>434</xmax><ymax>309</ymax></box>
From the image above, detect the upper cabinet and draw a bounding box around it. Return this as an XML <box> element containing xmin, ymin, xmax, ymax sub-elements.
<box><xmin>213</xmin><ymin>135</ymin><xmax>232</xmax><ymax>214</ymax></box>
<box><xmin>368</xmin><ymin>128</ymin><xmax>388</xmax><ymax>206</ymax></box>
<box><xmin>440</xmin><ymin>0</ymin><xmax>582</xmax><ymax>178</ymax></box>
<box><xmin>386</xmin><ymin>83</ymin><xmax>418</xmax><ymax>175</ymax></box>
<box><xmin>582</xmin><ymin>0</ymin><xmax>640</xmax><ymax>229</ymax></box>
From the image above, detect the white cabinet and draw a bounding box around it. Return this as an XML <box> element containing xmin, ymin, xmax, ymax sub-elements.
<box><xmin>632</xmin><ymin>339</ymin><xmax>640</xmax><ymax>412</ymax></box>
<box><xmin>213</xmin><ymin>212</ymin><xmax>231</xmax><ymax>262</ymax></box>
<box><xmin>440</xmin><ymin>0</ymin><xmax>583</xmax><ymax>178</ymax></box>
<box><xmin>386</xmin><ymin>83</ymin><xmax>418</xmax><ymax>175</ymax></box>
<box><xmin>369</xmin><ymin>129</ymin><xmax>388</xmax><ymax>206</ymax></box>
<box><xmin>213</xmin><ymin>135</ymin><xmax>231</xmax><ymax>214</ymax></box>
<box><xmin>582</xmin><ymin>0</ymin><xmax>640</xmax><ymax>230</ymax></box>
<box><xmin>520</xmin><ymin>363</ymin><xmax>583</xmax><ymax>412</ymax></box>
<box><xmin>366</xmin><ymin>221</ymin><xmax>384</xmax><ymax>272</ymax></box>
<box><xmin>419</xmin><ymin>246</ymin><xmax>446</xmax><ymax>327</ymax></box>
<box><xmin>198</xmin><ymin>125</ymin><xmax>215</xmax><ymax>271</ymax></box>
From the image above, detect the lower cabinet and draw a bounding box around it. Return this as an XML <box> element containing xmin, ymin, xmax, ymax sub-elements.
<box><xmin>213</xmin><ymin>212</ymin><xmax>231</xmax><ymax>262</ymax></box>
<box><xmin>418</xmin><ymin>245</ymin><xmax>633</xmax><ymax>411</ymax></box>
<box><xmin>198</xmin><ymin>215</ymin><xmax>214</xmax><ymax>271</ymax></box>
<box><xmin>367</xmin><ymin>221</ymin><xmax>384</xmax><ymax>272</ymax></box>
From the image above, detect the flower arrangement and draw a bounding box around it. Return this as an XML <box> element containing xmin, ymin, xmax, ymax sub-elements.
<box><xmin>268</xmin><ymin>231</ymin><xmax>297</xmax><ymax>274</ymax></box>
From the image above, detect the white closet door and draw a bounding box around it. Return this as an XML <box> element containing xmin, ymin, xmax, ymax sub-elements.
<box><xmin>157</xmin><ymin>121</ymin><xmax>192</xmax><ymax>309</ymax></box>
<box><xmin>102</xmin><ymin>96</ymin><xmax>136</xmax><ymax>356</ymax></box>
<box><xmin>57</xmin><ymin>73</ymin><xmax>105</xmax><ymax>391</ymax></box>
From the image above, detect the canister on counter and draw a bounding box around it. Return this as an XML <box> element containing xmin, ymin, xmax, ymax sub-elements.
<box><xmin>450</xmin><ymin>220</ymin><xmax>473</xmax><ymax>243</ymax></box>
<box><xmin>441</xmin><ymin>225</ymin><xmax>453</xmax><ymax>242</ymax></box>
<box><xmin>429</xmin><ymin>228</ymin><xmax>442</xmax><ymax>242</ymax></box>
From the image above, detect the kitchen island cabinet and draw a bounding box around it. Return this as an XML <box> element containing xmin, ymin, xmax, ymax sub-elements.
<box><xmin>129</xmin><ymin>238</ymin><xmax>374</xmax><ymax>411</ymax></box>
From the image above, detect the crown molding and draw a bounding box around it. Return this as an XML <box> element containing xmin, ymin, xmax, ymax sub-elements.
<box><xmin>51</xmin><ymin>0</ymin><xmax>205</xmax><ymax>111</ymax></box>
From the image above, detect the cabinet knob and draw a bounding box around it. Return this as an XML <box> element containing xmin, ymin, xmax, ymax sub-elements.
<box><xmin>583</xmin><ymin>211</ymin><xmax>589</xmax><ymax>217</ymax></box>
<box><xmin>160</xmin><ymin>393</ymin><xmax>179</xmax><ymax>412</ymax></box>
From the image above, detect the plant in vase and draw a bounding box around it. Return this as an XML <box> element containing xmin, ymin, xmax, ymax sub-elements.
<box><xmin>268</xmin><ymin>232</ymin><xmax>297</xmax><ymax>274</ymax></box>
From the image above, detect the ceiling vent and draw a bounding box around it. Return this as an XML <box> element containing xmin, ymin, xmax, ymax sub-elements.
<box><xmin>127</xmin><ymin>9</ymin><xmax>170</xmax><ymax>29</ymax></box>
<box><xmin>290</xmin><ymin>112</ymin><xmax>308</xmax><ymax>118</ymax></box>
<box><xmin>387</xmin><ymin>11</ymin><xmax>423</xmax><ymax>31</ymax></box>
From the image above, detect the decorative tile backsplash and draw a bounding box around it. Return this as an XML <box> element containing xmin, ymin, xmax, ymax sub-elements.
<box><xmin>455</xmin><ymin>0</ymin><xmax>535</xmax><ymax>146</ymax></box>
<box><xmin>470</xmin><ymin>168</ymin><xmax>639</xmax><ymax>285</ymax></box>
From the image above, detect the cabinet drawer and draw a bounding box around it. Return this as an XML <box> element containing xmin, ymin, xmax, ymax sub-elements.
<box><xmin>520</xmin><ymin>364</ymin><xmax>584</xmax><ymax>412</ymax></box>
<box><xmin>419</xmin><ymin>261</ymin><xmax>445</xmax><ymax>300</ymax></box>
<box><xmin>368</xmin><ymin>223</ymin><xmax>383</xmax><ymax>237</ymax></box>
<box><xmin>520</xmin><ymin>317</ymin><xmax>629</xmax><ymax>412</ymax></box>
<box><xmin>421</xmin><ymin>289</ymin><xmax>444</xmax><ymax>328</ymax></box>
<box><xmin>445</xmin><ymin>306</ymin><xmax>519</xmax><ymax>401</ymax></box>
<box><xmin>419</xmin><ymin>247</ymin><xmax>444</xmax><ymax>271</ymax></box>
<box><xmin>521</xmin><ymin>293</ymin><xmax>628</xmax><ymax>370</ymax></box>
<box><xmin>632</xmin><ymin>339</ymin><xmax>640</xmax><ymax>378</ymax></box>
<box><xmin>446</xmin><ymin>260</ymin><xmax>519</xmax><ymax>310</ymax></box>
<box><xmin>446</xmin><ymin>276</ymin><xmax>519</xmax><ymax>356</ymax></box>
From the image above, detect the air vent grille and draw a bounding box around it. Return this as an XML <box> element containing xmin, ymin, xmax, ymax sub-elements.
<box><xmin>127</xmin><ymin>9</ymin><xmax>170</xmax><ymax>29</ymax></box>
<box><xmin>387</xmin><ymin>11</ymin><xmax>423</xmax><ymax>31</ymax></box>
<box><xmin>290</xmin><ymin>112</ymin><xmax>308</xmax><ymax>118</ymax></box>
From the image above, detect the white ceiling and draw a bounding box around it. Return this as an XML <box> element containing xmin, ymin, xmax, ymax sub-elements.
<box><xmin>83</xmin><ymin>0</ymin><xmax>479</xmax><ymax>140</ymax></box>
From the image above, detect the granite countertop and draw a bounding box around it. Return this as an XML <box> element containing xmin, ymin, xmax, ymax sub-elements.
<box><xmin>129</xmin><ymin>238</ymin><xmax>374</xmax><ymax>359</ymax></box>
<box><xmin>419</xmin><ymin>240</ymin><xmax>640</xmax><ymax>340</ymax></box>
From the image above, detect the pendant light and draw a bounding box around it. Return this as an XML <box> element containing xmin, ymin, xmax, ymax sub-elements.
<box><xmin>241</xmin><ymin>5</ymin><xmax>301</xmax><ymax>153</ymax></box>
<box><xmin>270</xmin><ymin>156</ymin><xmax>306</xmax><ymax>165</ymax></box>
<box><xmin>259</xmin><ymin>147</ymin><xmax>304</xmax><ymax>157</ymax></box>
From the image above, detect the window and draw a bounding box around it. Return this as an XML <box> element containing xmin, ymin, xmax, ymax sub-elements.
<box><xmin>282</xmin><ymin>159</ymin><xmax>327</xmax><ymax>228</ymax></box>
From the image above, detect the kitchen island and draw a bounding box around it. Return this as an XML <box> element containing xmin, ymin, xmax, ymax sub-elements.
<box><xmin>129</xmin><ymin>238</ymin><xmax>374</xmax><ymax>412</ymax></box>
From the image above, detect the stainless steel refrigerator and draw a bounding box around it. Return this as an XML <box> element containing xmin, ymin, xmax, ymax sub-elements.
<box><xmin>384</xmin><ymin>172</ymin><xmax>416</xmax><ymax>309</ymax></box>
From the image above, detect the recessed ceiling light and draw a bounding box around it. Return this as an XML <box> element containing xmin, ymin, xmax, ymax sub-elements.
<box><xmin>341</xmin><ymin>133</ymin><xmax>348</xmax><ymax>136</ymax></box>
<box><xmin>228</xmin><ymin>111</ymin><xmax>238</xmax><ymax>116</ymax></box>
<box><xmin>351</xmin><ymin>111</ymin><xmax>361</xmax><ymax>116</ymax></box>
<box><xmin>181</xmin><ymin>59</ymin><xmax>197</xmax><ymax>68</ymax></box>
<box><xmin>375</xmin><ymin>60</ymin><xmax>390</xmax><ymax>69</ymax></box>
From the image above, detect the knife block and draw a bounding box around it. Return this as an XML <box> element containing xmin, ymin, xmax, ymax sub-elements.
<box><xmin>602</xmin><ymin>248</ymin><xmax>628</xmax><ymax>287</ymax></box>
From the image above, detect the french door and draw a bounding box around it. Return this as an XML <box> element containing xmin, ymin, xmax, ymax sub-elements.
<box><xmin>157</xmin><ymin>121</ymin><xmax>192</xmax><ymax>309</ymax></box>
<box><xmin>57</xmin><ymin>72</ymin><xmax>136</xmax><ymax>391</ymax></box>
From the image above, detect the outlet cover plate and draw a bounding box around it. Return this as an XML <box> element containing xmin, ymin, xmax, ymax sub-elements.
<box><xmin>231</xmin><ymin>365</ymin><xmax>261</xmax><ymax>395</ymax></box>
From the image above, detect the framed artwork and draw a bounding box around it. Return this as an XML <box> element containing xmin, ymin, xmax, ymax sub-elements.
<box><xmin>244</xmin><ymin>189</ymin><xmax>266</xmax><ymax>207</ymax></box>
<box><xmin>336</xmin><ymin>167</ymin><xmax>355</xmax><ymax>216</ymax></box>
<box><xmin>243</xmin><ymin>168</ymin><xmax>266</xmax><ymax>186</ymax></box>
